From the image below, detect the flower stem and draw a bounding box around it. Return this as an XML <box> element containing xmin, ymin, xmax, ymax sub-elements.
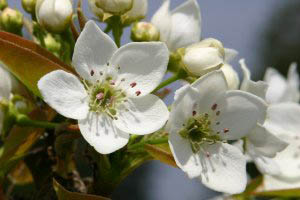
<box><xmin>128</xmin><ymin>138</ymin><xmax>168</xmax><ymax>150</ymax></box>
<box><xmin>153</xmin><ymin>70</ymin><xmax>187</xmax><ymax>93</ymax></box>
<box><xmin>110</xmin><ymin>16</ymin><xmax>123</xmax><ymax>47</ymax></box>
<box><xmin>16</xmin><ymin>114</ymin><xmax>58</xmax><ymax>129</ymax></box>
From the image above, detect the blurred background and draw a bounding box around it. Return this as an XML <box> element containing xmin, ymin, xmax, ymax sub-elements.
<box><xmin>8</xmin><ymin>0</ymin><xmax>300</xmax><ymax>199</ymax></box>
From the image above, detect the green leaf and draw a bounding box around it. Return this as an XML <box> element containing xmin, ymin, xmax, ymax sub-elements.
<box><xmin>0</xmin><ymin>31</ymin><xmax>75</xmax><ymax>97</ymax></box>
<box><xmin>145</xmin><ymin>144</ymin><xmax>177</xmax><ymax>168</ymax></box>
<box><xmin>53</xmin><ymin>179</ymin><xmax>110</xmax><ymax>200</ymax></box>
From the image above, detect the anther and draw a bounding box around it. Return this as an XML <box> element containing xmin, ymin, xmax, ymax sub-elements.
<box><xmin>106</xmin><ymin>62</ymin><xmax>109</xmax><ymax>66</ymax></box>
<box><xmin>100</xmin><ymin>71</ymin><xmax>103</xmax><ymax>76</ymax></box>
<box><xmin>192</xmin><ymin>111</ymin><xmax>197</xmax><ymax>116</ymax></box>
<box><xmin>90</xmin><ymin>70</ymin><xmax>94</xmax><ymax>76</ymax></box>
<box><xmin>216</xmin><ymin>111</ymin><xmax>220</xmax><ymax>116</ymax></box>
<box><xmin>96</xmin><ymin>92</ymin><xmax>104</xmax><ymax>100</ymax></box>
<box><xmin>121</xmin><ymin>78</ymin><xmax>125</xmax><ymax>82</ymax></box>
<box><xmin>110</xmin><ymin>80</ymin><xmax>115</xmax><ymax>85</ymax></box>
<box><xmin>136</xmin><ymin>91</ymin><xmax>141</xmax><ymax>96</ymax></box>
<box><xmin>211</xmin><ymin>103</ymin><xmax>217</xmax><ymax>111</ymax></box>
<box><xmin>223</xmin><ymin>128</ymin><xmax>229</xmax><ymax>133</ymax></box>
<box><xmin>206</xmin><ymin>152</ymin><xmax>210</xmax><ymax>158</ymax></box>
<box><xmin>130</xmin><ymin>82</ymin><xmax>137</xmax><ymax>88</ymax></box>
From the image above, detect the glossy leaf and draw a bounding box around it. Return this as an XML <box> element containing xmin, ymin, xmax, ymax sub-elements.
<box><xmin>53</xmin><ymin>179</ymin><xmax>110</xmax><ymax>200</ymax></box>
<box><xmin>0</xmin><ymin>31</ymin><xmax>75</xmax><ymax>97</ymax></box>
<box><xmin>145</xmin><ymin>144</ymin><xmax>177</xmax><ymax>168</ymax></box>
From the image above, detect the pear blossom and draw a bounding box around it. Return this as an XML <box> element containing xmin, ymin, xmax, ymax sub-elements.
<box><xmin>0</xmin><ymin>65</ymin><xmax>12</xmax><ymax>135</ymax></box>
<box><xmin>38</xmin><ymin>21</ymin><xmax>169</xmax><ymax>154</ymax></box>
<box><xmin>264</xmin><ymin>63</ymin><xmax>299</xmax><ymax>104</ymax></box>
<box><xmin>239</xmin><ymin>59</ymin><xmax>288</xmax><ymax>176</ymax></box>
<box><xmin>36</xmin><ymin>0</ymin><xmax>73</xmax><ymax>33</ymax></box>
<box><xmin>168</xmin><ymin>70</ymin><xmax>267</xmax><ymax>194</ymax></box>
<box><xmin>96</xmin><ymin>0</ymin><xmax>133</xmax><ymax>15</ymax></box>
<box><xmin>151</xmin><ymin>0</ymin><xmax>201</xmax><ymax>51</ymax></box>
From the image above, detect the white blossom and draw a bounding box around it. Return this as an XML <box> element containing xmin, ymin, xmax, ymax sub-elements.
<box><xmin>168</xmin><ymin>70</ymin><xmax>267</xmax><ymax>194</ymax></box>
<box><xmin>239</xmin><ymin>59</ymin><xmax>288</xmax><ymax>176</ymax></box>
<box><xmin>151</xmin><ymin>0</ymin><xmax>201</xmax><ymax>51</ymax></box>
<box><xmin>36</xmin><ymin>0</ymin><xmax>73</xmax><ymax>33</ymax></box>
<box><xmin>38</xmin><ymin>21</ymin><xmax>169</xmax><ymax>154</ymax></box>
<box><xmin>221</xmin><ymin>48</ymin><xmax>240</xmax><ymax>90</ymax></box>
<box><xmin>264</xmin><ymin>63</ymin><xmax>299</xmax><ymax>104</ymax></box>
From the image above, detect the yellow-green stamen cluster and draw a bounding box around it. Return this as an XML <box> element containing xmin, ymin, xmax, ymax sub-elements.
<box><xmin>179</xmin><ymin>113</ymin><xmax>221</xmax><ymax>153</ymax></box>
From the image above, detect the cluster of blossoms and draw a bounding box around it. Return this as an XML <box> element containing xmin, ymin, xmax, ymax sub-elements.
<box><xmin>0</xmin><ymin>0</ymin><xmax>299</xmax><ymax>198</ymax></box>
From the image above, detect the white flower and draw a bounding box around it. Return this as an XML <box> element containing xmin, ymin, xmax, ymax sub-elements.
<box><xmin>151</xmin><ymin>0</ymin><xmax>201</xmax><ymax>51</ymax></box>
<box><xmin>124</xmin><ymin>0</ymin><xmax>148</xmax><ymax>23</ymax></box>
<box><xmin>168</xmin><ymin>70</ymin><xmax>267</xmax><ymax>194</ymax></box>
<box><xmin>182</xmin><ymin>38</ymin><xmax>225</xmax><ymax>76</ymax></box>
<box><xmin>239</xmin><ymin>59</ymin><xmax>288</xmax><ymax>176</ymax></box>
<box><xmin>0</xmin><ymin>65</ymin><xmax>12</xmax><ymax>135</ymax></box>
<box><xmin>264</xmin><ymin>63</ymin><xmax>299</xmax><ymax>104</ymax></box>
<box><xmin>263</xmin><ymin>102</ymin><xmax>300</xmax><ymax>189</ymax></box>
<box><xmin>221</xmin><ymin>48</ymin><xmax>240</xmax><ymax>90</ymax></box>
<box><xmin>36</xmin><ymin>0</ymin><xmax>73</xmax><ymax>33</ymax></box>
<box><xmin>38</xmin><ymin>21</ymin><xmax>169</xmax><ymax>154</ymax></box>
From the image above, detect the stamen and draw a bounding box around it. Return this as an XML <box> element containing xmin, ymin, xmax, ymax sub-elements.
<box><xmin>96</xmin><ymin>92</ymin><xmax>104</xmax><ymax>100</ymax></box>
<box><xmin>211</xmin><ymin>103</ymin><xmax>217</xmax><ymax>111</ymax></box>
<box><xmin>192</xmin><ymin>111</ymin><xmax>197</xmax><ymax>116</ymax></box>
<box><xmin>90</xmin><ymin>70</ymin><xmax>94</xmax><ymax>76</ymax></box>
<box><xmin>130</xmin><ymin>82</ymin><xmax>137</xmax><ymax>88</ymax></box>
<box><xmin>223</xmin><ymin>128</ymin><xmax>229</xmax><ymax>133</ymax></box>
<box><xmin>136</xmin><ymin>91</ymin><xmax>141</xmax><ymax>96</ymax></box>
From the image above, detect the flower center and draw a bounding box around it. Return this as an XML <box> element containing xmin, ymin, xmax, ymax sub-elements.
<box><xmin>84</xmin><ymin>75</ymin><xmax>127</xmax><ymax>120</ymax></box>
<box><xmin>179</xmin><ymin>113</ymin><xmax>221</xmax><ymax>153</ymax></box>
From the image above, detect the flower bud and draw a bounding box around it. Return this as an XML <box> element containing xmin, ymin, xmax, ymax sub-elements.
<box><xmin>88</xmin><ymin>0</ymin><xmax>104</xmax><ymax>21</ymax></box>
<box><xmin>36</xmin><ymin>0</ymin><xmax>73</xmax><ymax>33</ymax></box>
<box><xmin>44</xmin><ymin>33</ymin><xmax>61</xmax><ymax>55</ymax></box>
<box><xmin>0</xmin><ymin>8</ymin><xmax>23</xmax><ymax>34</ymax></box>
<box><xmin>0</xmin><ymin>0</ymin><xmax>7</xmax><ymax>11</ymax></box>
<box><xmin>22</xmin><ymin>0</ymin><xmax>37</xmax><ymax>15</ymax></box>
<box><xmin>221</xmin><ymin>63</ymin><xmax>240</xmax><ymax>90</ymax></box>
<box><xmin>122</xmin><ymin>0</ymin><xmax>148</xmax><ymax>24</ymax></box>
<box><xmin>182</xmin><ymin>38</ymin><xmax>225</xmax><ymax>76</ymax></box>
<box><xmin>131</xmin><ymin>22</ymin><xmax>159</xmax><ymax>42</ymax></box>
<box><xmin>96</xmin><ymin>0</ymin><xmax>133</xmax><ymax>15</ymax></box>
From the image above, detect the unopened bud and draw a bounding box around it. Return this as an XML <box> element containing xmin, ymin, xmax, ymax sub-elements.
<box><xmin>182</xmin><ymin>38</ymin><xmax>225</xmax><ymax>76</ymax></box>
<box><xmin>0</xmin><ymin>8</ymin><xmax>23</xmax><ymax>34</ymax></box>
<box><xmin>88</xmin><ymin>0</ymin><xmax>104</xmax><ymax>21</ymax></box>
<box><xmin>221</xmin><ymin>64</ymin><xmax>240</xmax><ymax>90</ymax></box>
<box><xmin>44</xmin><ymin>33</ymin><xmax>61</xmax><ymax>55</ymax></box>
<box><xmin>122</xmin><ymin>0</ymin><xmax>148</xmax><ymax>24</ymax></box>
<box><xmin>36</xmin><ymin>0</ymin><xmax>73</xmax><ymax>33</ymax></box>
<box><xmin>0</xmin><ymin>0</ymin><xmax>7</xmax><ymax>11</ymax></box>
<box><xmin>131</xmin><ymin>22</ymin><xmax>159</xmax><ymax>42</ymax></box>
<box><xmin>22</xmin><ymin>0</ymin><xmax>37</xmax><ymax>15</ymax></box>
<box><xmin>96</xmin><ymin>0</ymin><xmax>133</xmax><ymax>15</ymax></box>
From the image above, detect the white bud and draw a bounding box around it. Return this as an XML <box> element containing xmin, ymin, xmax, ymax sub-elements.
<box><xmin>0</xmin><ymin>8</ymin><xmax>23</xmax><ymax>34</ymax></box>
<box><xmin>96</xmin><ymin>0</ymin><xmax>133</xmax><ymax>15</ymax></box>
<box><xmin>122</xmin><ymin>0</ymin><xmax>148</xmax><ymax>24</ymax></box>
<box><xmin>221</xmin><ymin>64</ymin><xmax>240</xmax><ymax>90</ymax></box>
<box><xmin>22</xmin><ymin>0</ymin><xmax>37</xmax><ymax>14</ymax></box>
<box><xmin>182</xmin><ymin>38</ymin><xmax>225</xmax><ymax>76</ymax></box>
<box><xmin>36</xmin><ymin>0</ymin><xmax>73</xmax><ymax>33</ymax></box>
<box><xmin>88</xmin><ymin>0</ymin><xmax>104</xmax><ymax>21</ymax></box>
<box><xmin>131</xmin><ymin>22</ymin><xmax>159</xmax><ymax>42</ymax></box>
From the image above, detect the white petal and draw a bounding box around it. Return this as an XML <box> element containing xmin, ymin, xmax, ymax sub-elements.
<box><xmin>252</xmin><ymin>154</ymin><xmax>280</xmax><ymax>176</ymax></box>
<box><xmin>240</xmin><ymin>59</ymin><xmax>268</xmax><ymax>100</ymax></box>
<box><xmin>78</xmin><ymin>112</ymin><xmax>129</xmax><ymax>154</ymax></box>
<box><xmin>151</xmin><ymin>0</ymin><xmax>171</xmax><ymax>44</ymax></box>
<box><xmin>264</xmin><ymin>103</ymin><xmax>300</xmax><ymax>138</ymax></box>
<box><xmin>199</xmin><ymin>143</ymin><xmax>247</xmax><ymax>194</ymax></box>
<box><xmin>38</xmin><ymin>70</ymin><xmax>89</xmax><ymax>120</ymax></box>
<box><xmin>168</xmin><ymin>0</ymin><xmax>201</xmax><ymax>51</ymax></box>
<box><xmin>114</xmin><ymin>94</ymin><xmax>169</xmax><ymax>135</ymax></box>
<box><xmin>221</xmin><ymin>64</ymin><xmax>240</xmax><ymax>90</ymax></box>
<box><xmin>248</xmin><ymin>124</ymin><xmax>288</xmax><ymax>158</ymax></box>
<box><xmin>191</xmin><ymin>70</ymin><xmax>228</xmax><ymax>113</ymax></box>
<box><xmin>214</xmin><ymin>90</ymin><xmax>267</xmax><ymax>140</ymax></box>
<box><xmin>281</xmin><ymin>63</ymin><xmax>300</xmax><ymax>103</ymax></box>
<box><xmin>72</xmin><ymin>21</ymin><xmax>117</xmax><ymax>82</ymax></box>
<box><xmin>126</xmin><ymin>0</ymin><xmax>148</xmax><ymax>19</ymax></box>
<box><xmin>168</xmin><ymin>85</ymin><xmax>200</xmax><ymax>132</ymax></box>
<box><xmin>0</xmin><ymin>66</ymin><xmax>11</xmax><ymax>100</ymax></box>
<box><xmin>224</xmin><ymin>48</ymin><xmax>238</xmax><ymax>63</ymax></box>
<box><xmin>264</xmin><ymin>67</ymin><xmax>287</xmax><ymax>104</ymax></box>
<box><xmin>264</xmin><ymin>175</ymin><xmax>300</xmax><ymax>190</ymax></box>
<box><xmin>168</xmin><ymin>129</ymin><xmax>202</xmax><ymax>178</ymax></box>
<box><xmin>268</xmin><ymin>135</ymin><xmax>300</xmax><ymax>180</ymax></box>
<box><xmin>110</xmin><ymin>42</ymin><xmax>169</xmax><ymax>97</ymax></box>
